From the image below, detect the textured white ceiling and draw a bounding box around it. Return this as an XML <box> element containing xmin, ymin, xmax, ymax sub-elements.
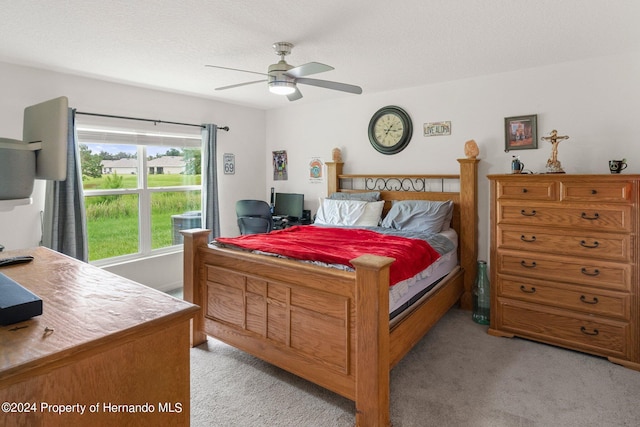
<box><xmin>1</xmin><ymin>0</ymin><xmax>639</xmax><ymax>110</ymax></box>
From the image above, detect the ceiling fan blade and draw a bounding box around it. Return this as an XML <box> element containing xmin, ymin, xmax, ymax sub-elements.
<box><xmin>205</xmin><ymin>64</ymin><xmax>268</xmax><ymax>77</ymax></box>
<box><xmin>215</xmin><ymin>79</ymin><xmax>267</xmax><ymax>91</ymax></box>
<box><xmin>296</xmin><ymin>77</ymin><xmax>363</xmax><ymax>94</ymax></box>
<box><xmin>287</xmin><ymin>87</ymin><xmax>303</xmax><ymax>102</ymax></box>
<box><xmin>286</xmin><ymin>62</ymin><xmax>334</xmax><ymax>78</ymax></box>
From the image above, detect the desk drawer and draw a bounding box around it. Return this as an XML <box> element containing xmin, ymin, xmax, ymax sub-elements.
<box><xmin>498</xmin><ymin>251</ymin><xmax>631</xmax><ymax>291</ymax></box>
<box><xmin>497</xmin><ymin>300</ymin><xmax>628</xmax><ymax>358</ymax></box>
<box><xmin>496</xmin><ymin>225</ymin><xmax>631</xmax><ymax>261</ymax></box>
<box><xmin>498</xmin><ymin>275</ymin><xmax>630</xmax><ymax>319</ymax></box>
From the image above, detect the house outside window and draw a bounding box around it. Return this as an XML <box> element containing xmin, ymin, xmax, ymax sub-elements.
<box><xmin>76</xmin><ymin>125</ymin><xmax>202</xmax><ymax>264</ymax></box>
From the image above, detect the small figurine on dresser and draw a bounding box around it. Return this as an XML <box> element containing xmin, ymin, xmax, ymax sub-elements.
<box><xmin>541</xmin><ymin>129</ymin><xmax>569</xmax><ymax>173</ymax></box>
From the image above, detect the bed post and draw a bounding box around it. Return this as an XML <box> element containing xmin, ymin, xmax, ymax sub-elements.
<box><xmin>181</xmin><ymin>228</ymin><xmax>210</xmax><ymax>347</ymax></box>
<box><xmin>351</xmin><ymin>254</ymin><xmax>395</xmax><ymax>427</ymax></box>
<box><xmin>326</xmin><ymin>161</ymin><xmax>344</xmax><ymax>195</ymax></box>
<box><xmin>457</xmin><ymin>158</ymin><xmax>479</xmax><ymax>310</ymax></box>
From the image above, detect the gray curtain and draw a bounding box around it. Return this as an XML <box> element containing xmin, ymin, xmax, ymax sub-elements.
<box><xmin>42</xmin><ymin>108</ymin><xmax>88</xmax><ymax>261</ymax></box>
<box><xmin>201</xmin><ymin>124</ymin><xmax>220</xmax><ymax>239</ymax></box>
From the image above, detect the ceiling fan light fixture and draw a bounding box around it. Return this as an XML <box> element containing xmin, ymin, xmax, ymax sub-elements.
<box><xmin>268</xmin><ymin>81</ymin><xmax>296</xmax><ymax>95</ymax></box>
<box><xmin>208</xmin><ymin>41</ymin><xmax>361</xmax><ymax>101</ymax></box>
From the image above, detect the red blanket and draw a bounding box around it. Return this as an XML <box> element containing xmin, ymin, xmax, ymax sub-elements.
<box><xmin>215</xmin><ymin>226</ymin><xmax>441</xmax><ymax>286</ymax></box>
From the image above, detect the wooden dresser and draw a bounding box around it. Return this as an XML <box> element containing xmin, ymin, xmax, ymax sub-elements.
<box><xmin>0</xmin><ymin>247</ymin><xmax>199</xmax><ymax>426</ymax></box>
<box><xmin>487</xmin><ymin>174</ymin><xmax>639</xmax><ymax>371</ymax></box>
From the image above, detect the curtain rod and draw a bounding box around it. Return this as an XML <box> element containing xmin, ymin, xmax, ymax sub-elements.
<box><xmin>75</xmin><ymin>111</ymin><xmax>230</xmax><ymax>132</ymax></box>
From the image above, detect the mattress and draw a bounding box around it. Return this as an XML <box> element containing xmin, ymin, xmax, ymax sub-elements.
<box><xmin>389</xmin><ymin>228</ymin><xmax>458</xmax><ymax>319</ymax></box>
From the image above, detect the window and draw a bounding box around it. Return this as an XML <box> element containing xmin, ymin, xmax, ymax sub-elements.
<box><xmin>77</xmin><ymin>125</ymin><xmax>202</xmax><ymax>263</ymax></box>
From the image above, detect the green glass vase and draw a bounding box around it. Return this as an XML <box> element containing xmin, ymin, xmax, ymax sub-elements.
<box><xmin>472</xmin><ymin>260</ymin><xmax>490</xmax><ymax>325</ymax></box>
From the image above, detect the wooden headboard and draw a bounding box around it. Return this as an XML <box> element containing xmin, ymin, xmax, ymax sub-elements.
<box><xmin>325</xmin><ymin>159</ymin><xmax>479</xmax><ymax>309</ymax></box>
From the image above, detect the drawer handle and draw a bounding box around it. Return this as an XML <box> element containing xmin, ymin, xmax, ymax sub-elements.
<box><xmin>520</xmin><ymin>209</ymin><xmax>537</xmax><ymax>217</ymax></box>
<box><xmin>520</xmin><ymin>260</ymin><xmax>537</xmax><ymax>268</ymax></box>
<box><xmin>581</xmin><ymin>267</ymin><xmax>600</xmax><ymax>277</ymax></box>
<box><xmin>520</xmin><ymin>285</ymin><xmax>536</xmax><ymax>293</ymax></box>
<box><xmin>522</xmin><ymin>188</ymin><xmax>528</xmax><ymax>193</ymax></box>
<box><xmin>580</xmin><ymin>295</ymin><xmax>599</xmax><ymax>305</ymax></box>
<box><xmin>579</xmin><ymin>240</ymin><xmax>599</xmax><ymax>249</ymax></box>
<box><xmin>591</xmin><ymin>189</ymin><xmax>598</xmax><ymax>195</ymax></box>
<box><xmin>520</xmin><ymin>235</ymin><xmax>536</xmax><ymax>243</ymax></box>
<box><xmin>581</xmin><ymin>212</ymin><xmax>600</xmax><ymax>221</ymax></box>
<box><xmin>580</xmin><ymin>326</ymin><xmax>599</xmax><ymax>336</ymax></box>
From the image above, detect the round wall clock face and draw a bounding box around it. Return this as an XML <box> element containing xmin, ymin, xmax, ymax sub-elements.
<box><xmin>368</xmin><ymin>106</ymin><xmax>413</xmax><ymax>155</ymax></box>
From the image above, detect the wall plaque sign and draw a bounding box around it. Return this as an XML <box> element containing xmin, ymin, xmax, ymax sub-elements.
<box><xmin>424</xmin><ymin>121</ymin><xmax>451</xmax><ymax>137</ymax></box>
<box><xmin>223</xmin><ymin>153</ymin><xmax>235</xmax><ymax>175</ymax></box>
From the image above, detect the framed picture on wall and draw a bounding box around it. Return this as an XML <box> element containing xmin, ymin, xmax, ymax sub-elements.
<box><xmin>504</xmin><ymin>114</ymin><xmax>537</xmax><ymax>152</ymax></box>
<box><xmin>272</xmin><ymin>150</ymin><xmax>288</xmax><ymax>181</ymax></box>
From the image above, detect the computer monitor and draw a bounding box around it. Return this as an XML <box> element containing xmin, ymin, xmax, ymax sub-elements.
<box><xmin>274</xmin><ymin>193</ymin><xmax>304</xmax><ymax>220</ymax></box>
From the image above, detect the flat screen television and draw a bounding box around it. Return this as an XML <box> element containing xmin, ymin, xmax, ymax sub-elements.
<box><xmin>274</xmin><ymin>193</ymin><xmax>304</xmax><ymax>220</ymax></box>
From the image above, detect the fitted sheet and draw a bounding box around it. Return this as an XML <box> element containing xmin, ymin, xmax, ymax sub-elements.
<box><xmin>389</xmin><ymin>228</ymin><xmax>458</xmax><ymax>318</ymax></box>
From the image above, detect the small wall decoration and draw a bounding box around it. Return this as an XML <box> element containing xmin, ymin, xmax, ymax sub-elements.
<box><xmin>272</xmin><ymin>150</ymin><xmax>288</xmax><ymax>181</ymax></box>
<box><xmin>504</xmin><ymin>114</ymin><xmax>538</xmax><ymax>152</ymax></box>
<box><xmin>424</xmin><ymin>121</ymin><xmax>451</xmax><ymax>137</ymax></box>
<box><xmin>223</xmin><ymin>153</ymin><xmax>235</xmax><ymax>175</ymax></box>
<box><xmin>309</xmin><ymin>157</ymin><xmax>324</xmax><ymax>183</ymax></box>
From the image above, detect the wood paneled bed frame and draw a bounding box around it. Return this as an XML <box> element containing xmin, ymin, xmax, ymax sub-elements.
<box><xmin>182</xmin><ymin>158</ymin><xmax>479</xmax><ymax>426</ymax></box>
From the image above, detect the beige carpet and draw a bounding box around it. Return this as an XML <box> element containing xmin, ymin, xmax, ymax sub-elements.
<box><xmin>189</xmin><ymin>308</ymin><xmax>640</xmax><ymax>426</ymax></box>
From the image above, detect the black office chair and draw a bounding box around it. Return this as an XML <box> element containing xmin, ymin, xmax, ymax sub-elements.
<box><xmin>236</xmin><ymin>200</ymin><xmax>273</xmax><ymax>235</ymax></box>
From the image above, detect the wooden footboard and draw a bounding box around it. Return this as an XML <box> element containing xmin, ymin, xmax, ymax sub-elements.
<box><xmin>183</xmin><ymin>229</ymin><xmax>398</xmax><ymax>425</ymax></box>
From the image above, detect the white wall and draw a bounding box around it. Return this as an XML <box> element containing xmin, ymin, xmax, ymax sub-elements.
<box><xmin>0</xmin><ymin>62</ymin><xmax>266</xmax><ymax>290</ymax></box>
<box><xmin>265</xmin><ymin>52</ymin><xmax>640</xmax><ymax>262</ymax></box>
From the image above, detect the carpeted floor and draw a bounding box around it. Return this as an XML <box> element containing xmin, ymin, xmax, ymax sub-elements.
<box><xmin>189</xmin><ymin>307</ymin><xmax>640</xmax><ymax>426</ymax></box>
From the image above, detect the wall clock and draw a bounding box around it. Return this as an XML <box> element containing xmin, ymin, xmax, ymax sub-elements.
<box><xmin>368</xmin><ymin>106</ymin><xmax>413</xmax><ymax>155</ymax></box>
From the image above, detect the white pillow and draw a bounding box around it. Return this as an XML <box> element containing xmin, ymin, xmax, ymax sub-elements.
<box><xmin>315</xmin><ymin>199</ymin><xmax>384</xmax><ymax>226</ymax></box>
<box><xmin>315</xmin><ymin>198</ymin><xmax>367</xmax><ymax>225</ymax></box>
<box><xmin>356</xmin><ymin>200</ymin><xmax>384</xmax><ymax>226</ymax></box>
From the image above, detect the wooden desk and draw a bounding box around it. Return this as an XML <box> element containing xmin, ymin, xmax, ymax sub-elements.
<box><xmin>0</xmin><ymin>247</ymin><xmax>199</xmax><ymax>426</ymax></box>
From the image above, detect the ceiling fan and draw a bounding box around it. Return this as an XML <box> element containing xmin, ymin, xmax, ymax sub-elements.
<box><xmin>206</xmin><ymin>42</ymin><xmax>363</xmax><ymax>101</ymax></box>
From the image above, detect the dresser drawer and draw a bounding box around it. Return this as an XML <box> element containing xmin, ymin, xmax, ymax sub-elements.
<box><xmin>497</xmin><ymin>202</ymin><xmax>632</xmax><ymax>232</ymax></box>
<box><xmin>561</xmin><ymin>180</ymin><xmax>633</xmax><ymax>203</ymax></box>
<box><xmin>496</xmin><ymin>180</ymin><xmax>558</xmax><ymax>201</ymax></box>
<box><xmin>497</xmin><ymin>300</ymin><xmax>628</xmax><ymax>359</ymax></box>
<box><xmin>498</xmin><ymin>275</ymin><xmax>630</xmax><ymax>319</ymax></box>
<box><xmin>498</xmin><ymin>251</ymin><xmax>631</xmax><ymax>291</ymax></box>
<box><xmin>496</xmin><ymin>225</ymin><xmax>631</xmax><ymax>261</ymax></box>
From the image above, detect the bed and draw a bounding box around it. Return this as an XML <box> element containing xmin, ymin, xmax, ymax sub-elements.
<box><xmin>182</xmin><ymin>157</ymin><xmax>479</xmax><ymax>426</ymax></box>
